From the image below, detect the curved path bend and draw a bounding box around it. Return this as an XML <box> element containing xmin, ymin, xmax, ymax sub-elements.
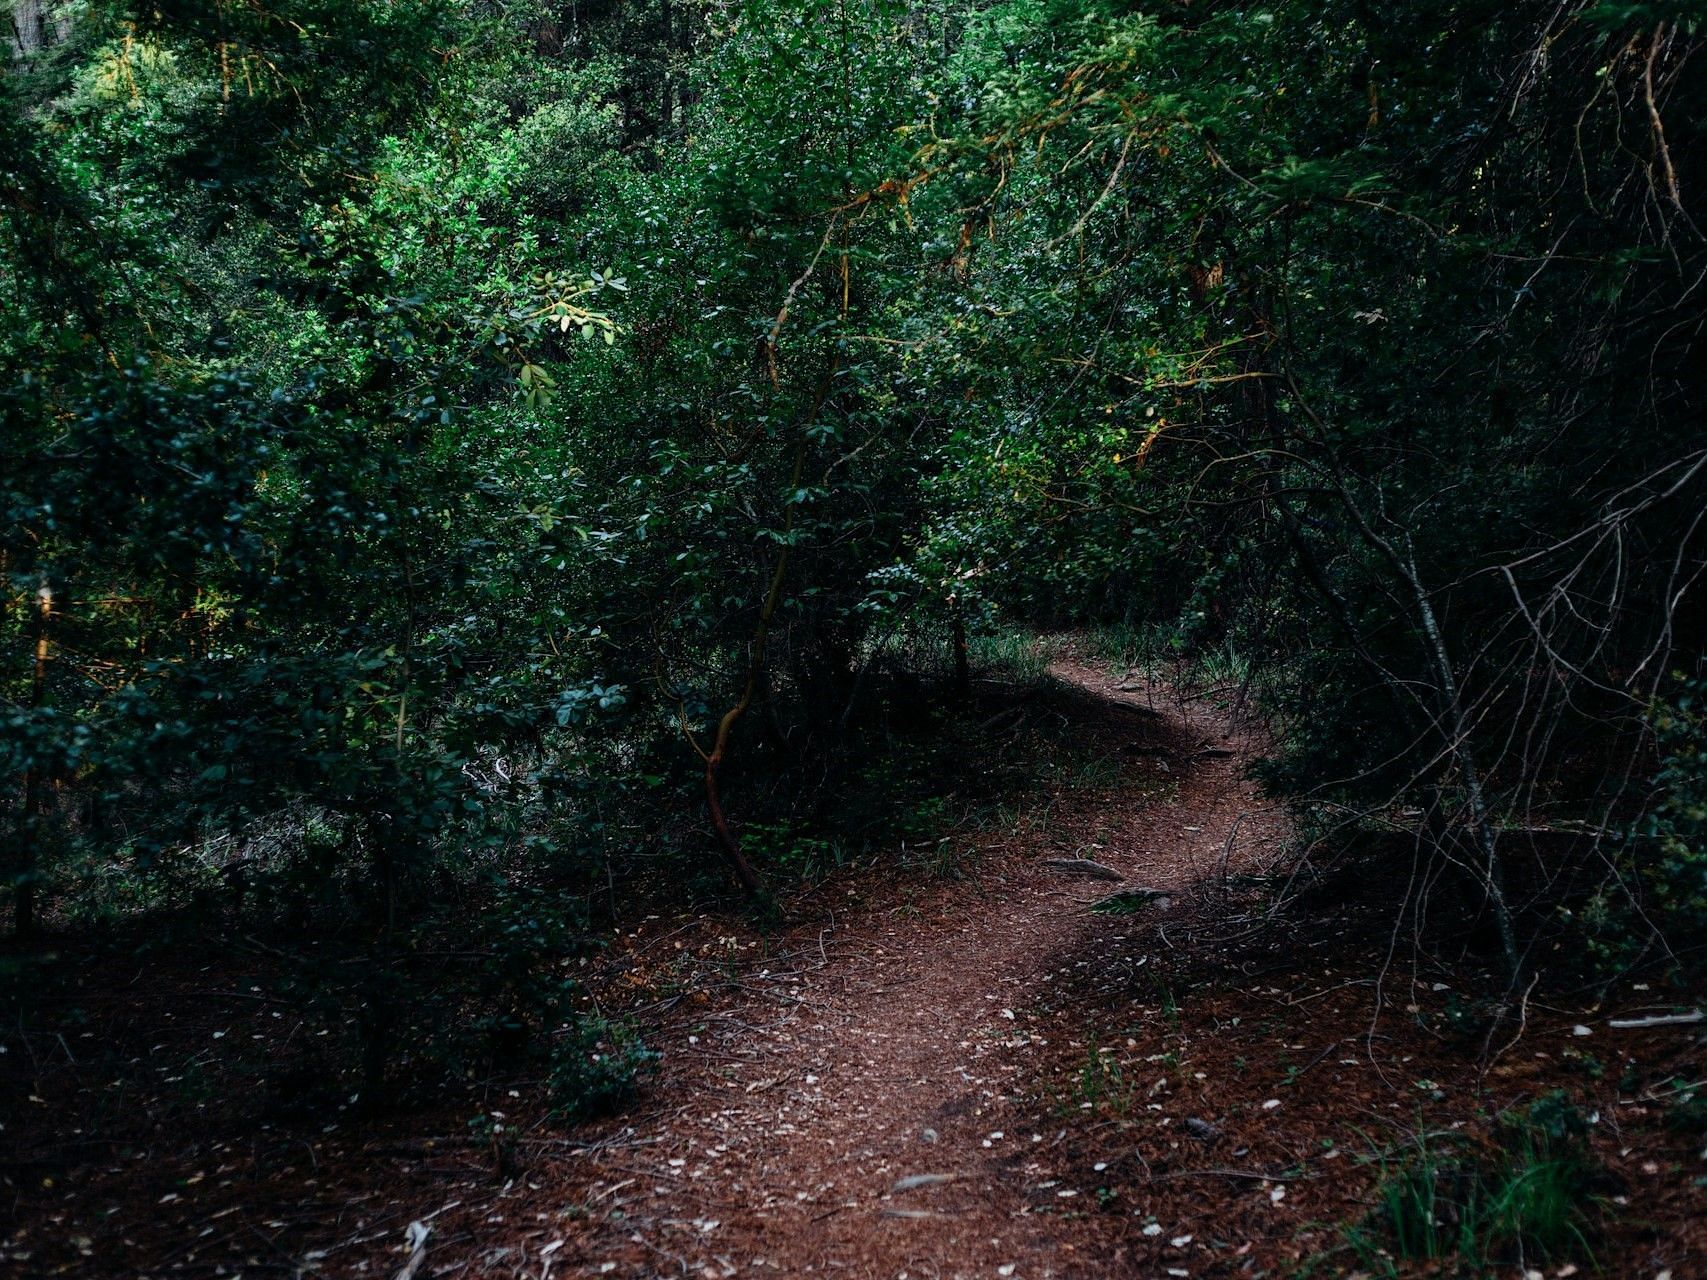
<box><xmin>509</xmin><ymin>658</ymin><xmax>1283</xmax><ymax>1280</ymax></box>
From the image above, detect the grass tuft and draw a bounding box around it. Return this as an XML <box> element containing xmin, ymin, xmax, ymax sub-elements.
<box><xmin>1341</xmin><ymin>1092</ymin><xmax>1602</xmax><ymax>1274</ymax></box>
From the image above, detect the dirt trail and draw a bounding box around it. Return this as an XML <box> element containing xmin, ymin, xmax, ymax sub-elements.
<box><xmin>12</xmin><ymin>654</ymin><xmax>1704</xmax><ymax>1278</ymax></box>
<box><xmin>544</xmin><ymin>658</ymin><xmax>1286</xmax><ymax>1279</ymax></box>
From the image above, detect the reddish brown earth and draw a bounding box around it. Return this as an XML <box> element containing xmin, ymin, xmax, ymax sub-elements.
<box><xmin>4</xmin><ymin>652</ymin><xmax>1704</xmax><ymax>1278</ymax></box>
<box><xmin>510</xmin><ymin>658</ymin><xmax>1288</xmax><ymax>1280</ymax></box>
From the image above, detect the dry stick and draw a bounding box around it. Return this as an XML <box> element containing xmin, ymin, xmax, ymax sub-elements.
<box><xmin>764</xmin><ymin>217</ymin><xmax>841</xmax><ymax>388</ymax></box>
<box><xmin>1292</xmin><ymin>1038</ymin><xmax>1346</xmax><ymax>1080</ymax></box>
<box><xmin>1319</xmin><ymin>457</ymin><xmax>1524</xmax><ymax>983</ymax></box>
<box><xmin>1399</xmin><ymin>538</ymin><xmax>1522</xmax><ymax>982</ymax></box>
<box><xmin>1217</xmin><ymin>811</ymin><xmax>1247</xmax><ymax>893</ymax></box>
<box><xmin>392</xmin><ymin>1224</ymin><xmax>432</xmax><ymax>1280</ymax></box>
<box><xmin>1609</xmin><ymin>1010</ymin><xmax>1704</xmax><ymax>1029</ymax></box>
<box><xmin>1148</xmin><ymin>1167</ymin><xmax>1310</xmax><ymax>1183</ymax></box>
<box><xmin>1484</xmin><ymin>971</ymin><xmax>1541</xmax><ymax>1073</ymax></box>
<box><xmin>1043</xmin><ymin>857</ymin><xmax>1124</xmax><ymax>881</ymax></box>
<box><xmin>1642</xmin><ymin>25</ymin><xmax>1683</xmax><ymax>217</ymax></box>
<box><xmin>1047</xmin><ymin>130</ymin><xmax>1135</xmax><ymax>249</ymax></box>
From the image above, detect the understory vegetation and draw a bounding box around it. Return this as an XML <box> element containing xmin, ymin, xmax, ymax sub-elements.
<box><xmin>2</xmin><ymin>0</ymin><xmax>1704</xmax><ymax>1272</ymax></box>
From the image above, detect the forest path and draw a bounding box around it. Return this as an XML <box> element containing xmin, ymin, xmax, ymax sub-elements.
<box><xmin>542</xmin><ymin>654</ymin><xmax>1287</xmax><ymax>1280</ymax></box>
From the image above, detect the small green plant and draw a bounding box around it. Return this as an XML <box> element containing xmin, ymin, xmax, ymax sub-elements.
<box><xmin>1562</xmin><ymin>1048</ymin><xmax>1605</xmax><ymax>1081</ymax></box>
<box><xmin>1437</xmin><ymin>991</ymin><xmax>1497</xmax><ymax>1041</ymax></box>
<box><xmin>1090</xmin><ymin>887</ymin><xmax>1167</xmax><ymax>915</ymax></box>
<box><xmin>548</xmin><ymin>1014</ymin><xmax>659</xmax><ymax>1123</ymax></box>
<box><xmin>473</xmin><ymin>878</ymin><xmax>592</xmax><ymax>1064</ymax></box>
<box><xmin>742</xmin><ymin>820</ymin><xmax>838</xmax><ymax>878</ymax></box>
<box><xmin>1662</xmin><ymin>1079</ymin><xmax>1707</xmax><ymax>1134</ymax></box>
<box><xmin>1156</xmin><ymin>983</ymin><xmax>1181</xmax><ymax>1027</ymax></box>
<box><xmin>1071</xmin><ymin>753</ymin><xmax>1122</xmax><ymax>788</ymax></box>
<box><xmin>901</xmin><ymin>830</ymin><xmax>975</xmax><ymax>881</ymax></box>
<box><xmin>1074</xmin><ymin>1046</ymin><xmax>1132</xmax><ymax>1117</ymax></box>
<box><xmin>1344</xmin><ymin>1093</ymin><xmax>1600</xmax><ymax>1272</ymax></box>
<box><xmin>968</xmin><ymin>628</ymin><xmax>1059</xmax><ymax>683</ymax></box>
<box><xmin>1645</xmin><ymin>676</ymin><xmax>1707</xmax><ymax>933</ymax></box>
<box><xmin>467</xmin><ymin>1109</ymin><xmax>519</xmax><ymax>1179</ymax></box>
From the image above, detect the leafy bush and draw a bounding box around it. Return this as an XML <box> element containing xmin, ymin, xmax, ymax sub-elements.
<box><xmin>473</xmin><ymin>879</ymin><xmax>594</xmax><ymax>1064</ymax></box>
<box><xmin>741</xmin><ymin>820</ymin><xmax>840</xmax><ymax>879</ymax></box>
<box><xmin>1647</xmin><ymin>676</ymin><xmax>1707</xmax><ymax>938</ymax></box>
<box><xmin>1577</xmin><ymin>675</ymin><xmax>1707</xmax><ymax>970</ymax></box>
<box><xmin>549</xmin><ymin>1015</ymin><xmax>660</xmax><ymax>1123</ymax></box>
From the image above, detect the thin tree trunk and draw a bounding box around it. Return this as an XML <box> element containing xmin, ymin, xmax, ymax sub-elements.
<box><xmin>10</xmin><ymin>0</ymin><xmax>44</xmax><ymax>56</ymax></box>
<box><xmin>950</xmin><ymin>606</ymin><xmax>971</xmax><ymax>702</ymax></box>
<box><xmin>15</xmin><ymin>583</ymin><xmax>52</xmax><ymax>938</ymax></box>
<box><xmin>1401</xmin><ymin>544</ymin><xmax>1522</xmax><ymax>981</ymax></box>
<box><xmin>1248</xmin><ymin>278</ymin><xmax>1522</xmax><ymax>979</ymax></box>
<box><xmin>701</xmin><ymin>439</ymin><xmax>807</xmax><ymax>897</ymax></box>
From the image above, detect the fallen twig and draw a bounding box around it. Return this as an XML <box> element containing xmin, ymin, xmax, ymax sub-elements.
<box><xmin>393</xmin><ymin>1222</ymin><xmax>431</xmax><ymax>1280</ymax></box>
<box><xmin>1043</xmin><ymin>857</ymin><xmax>1124</xmax><ymax>881</ymax></box>
<box><xmin>1149</xmin><ymin>1167</ymin><xmax>1311</xmax><ymax>1183</ymax></box>
<box><xmin>1608</xmin><ymin>1010</ymin><xmax>1703</xmax><ymax>1029</ymax></box>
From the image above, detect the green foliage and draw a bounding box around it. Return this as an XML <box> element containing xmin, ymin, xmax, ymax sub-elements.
<box><xmin>1661</xmin><ymin>1078</ymin><xmax>1707</xmax><ymax>1136</ymax></box>
<box><xmin>2</xmin><ymin>0</ymin><xmax>653</xmax><ymax>1114</ymax></box>
<box><xmin>1089</xmin><ymin>888</ymin><xmax>1167</xmax><ymax>916</ymax></box>
<box><xmin>1346</xmin><ymin>1095</ymin><xmax>1601</xmax><ymax>1272</ymax></box>
<box><xmin>741</xmin><ymin>820</ymin><xmax>839</xmax><ymax>878</ymax></box>
<box><xmin>3</xmin><ymin>0</ymin><xmax>1703</xmax><ymax>1121</ymax></box>
<box><xmin>1647</xmin><ymin>676</ymin><xmax>1707</xmax><ymax>931</ymax></box>
<box><xmin>1576</xmin><ymin>674</ymin><xmax>1707</xmax><ymax>968</ymax></box>
<box><xmin>1073</xmin><ymin>1045</ymin><xmax>1133</xmax><ymax>1117</ymax></box>
<box><xmin>967</xmin><ymin>628</ymin><xmax>1058</xmax><ymax>685</ymax></box>
<box><xmin>549</xmin><ymin>1015</ymin><xmax>660</xmax><ymax>1123</ymax></box>
<box><xmin>473</xmin><ymin>879</ymin><xmax>593</xmax><ymax>1060</ymax></box>
<box><xmin>894</xmin><ymin>0</ymin><xmax>1705</xmax><ymax>963</ymax></box>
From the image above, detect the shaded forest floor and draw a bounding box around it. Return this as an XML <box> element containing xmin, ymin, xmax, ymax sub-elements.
<box><xmin>4</xmin><ymin>650</ymin><xmax>1704</xmax><ymax>1277</ymax></box>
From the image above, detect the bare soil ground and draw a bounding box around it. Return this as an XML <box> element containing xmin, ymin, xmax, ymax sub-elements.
<box><xmin>4</xmin><ymin>651</ymin><xmax>1703</xmax><ymax>1278</ymax></box>
<box><xmin>501</xmin><ymin>657</ymin><xmax>1287</xmax><ymax>1280</ymax></box>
